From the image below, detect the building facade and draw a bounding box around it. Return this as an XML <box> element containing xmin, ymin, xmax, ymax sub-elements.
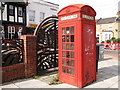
<box><xmin>1</xmin><ymin>2</ymin><xmax>28</xmax><ymax>39</ymax></box>
<box><xmin>27</xmin><ymin>0</ymin><xmax>59</xmax><ymax>29</ymax></box>
<box><xmin>96</xmin><ymin>13</ymin><xmax>120</xmax><ymax>43</ymax></box>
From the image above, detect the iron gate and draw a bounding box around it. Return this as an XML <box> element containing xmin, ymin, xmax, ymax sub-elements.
<box><xmin>2</xmin><ymin>39</ymin><xmax>24</xmax><ymax>67</ymax></box>
<box><xmin>34</xmin><ymin>16</ymin><xmax>58</xmax><ymax>72</ymax></box>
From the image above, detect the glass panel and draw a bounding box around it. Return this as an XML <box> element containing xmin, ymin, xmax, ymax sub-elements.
<box><xmin>69</xmin><ymin>44</ymin><xmax>74</xmax><ymax>50</ymax></box>
<box><xmin>18</xmin><ymin>7</ymin><xmax>23</xmax><ymax>16</ymax></box>
<box><xmin>9</xmin><ymin>5</ymin><xmax>14</xmax><ymax>15</ymax></box>
<box><xmin>62</xmin><ymin>28</ymin><xmax>66</xmax><ymax>34</ymax></box>
<box><xmin>66</xmin><ymin>43</ymin><xmax>69</xmax><ymax>50</ymax></box>
<box><xmin>40</xmin><ymin>12</ymin><xmax>45</xmax><ymax>22</ymax></box>
<box><xmin>66</xmin><ymin>51</ymin><xmax>70</xmax><ymax>58</ymax></box>
<box><xmin>62</xmin><ymin>43</ymin><xmax>66</xmax><ymax>50</ymax></box>
<box><xmin>70</xmin><ymin>26</ymin><xmax>74</xmax><ymax>34</ymax></box>
<box><xmin>62</xmin><ymin>35</ymin><xmax>65</xmax><ymax>42</ymax></box>
<box><xmin>66</xmin><ymin>35</ymin><xmax>70</xmax><ymax>42</ymax></box>
<box><xmin>70</xmin><ymin>52</ymin><xmax>74</xmax><ymax>58</ymax></box>
<box><xmin>65</xmin><ymin>44</ymin><xmax>74</xmax><ymax>50</ymax></box>
<box><xmin>66</xmin><ymin>27</ymin><xmax>70</xmax><ymax>34</ymax></box>
<box><xmin>71</xmin><ymin>35</ymin><xmax>74</xmax><ymax>42</ymax></box>
<box><xmin>62</xmin><ymin>59</ymin><xmax>74</xmax><ymax>67</ymax></box>
<box><xmin>62</xmin><ymin>51</ymin><xmax>66</xmax><ymax>58</ymax></box>
<box><xmin>62</xmin><ymin>66</ymin><xmax>74</xmax><ymax>75</ymax></box>
<box><xmin>62</xmin><ymin>59</ymin><xmax>66</xmax><ymax>65</ymax></box>
<box><xmin>29</xmin><ymin>10</ymin><xmax>35</xmax><ymax>22</ymax></box>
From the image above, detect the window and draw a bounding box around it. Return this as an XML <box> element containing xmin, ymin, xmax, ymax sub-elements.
<box><xmin>40</xmin><ymin>12</ymin><xmax>45</xmax><ymax>22</ymax></box>
<box><xmin>62</xmin><ymin>26</ymin><xmax>75</xmax><ymax>75</ymax></box>
<box><xmin>9</xmin><ymin>5</ymin><xmax>14</xmax><ymax>15</ymax></box>
<box><xmin>105</xmin><ymin>34</ymin><xmax>108</xmax><ymax>41</ymax></box>
<box><xmin>104</xmin><ymin>32</ymin><xmax>113</xmax><ymax>41</ymax></box>
<box><xmin>29</xmin><ymin>10</ymin><xmax>35</xmax><ymax>22</ymax></box>
<box><xmin>99</xmin><ymin>25</ymin><xmax>102</xmax><ymax>30</ymax></box>
<box><xmin>8</xmin><ymin>26</ymin><xmax>16</xmax><ymax>39</ymax></box>
<box><xmin>18</xmin><ymin>7</ymin><xmax>23</xmax><ymax>16</ymax></box>
<box><xmin>109</xmin><ymin>24</ymin><xmax>112</xmax><ymax>30</ymax></box>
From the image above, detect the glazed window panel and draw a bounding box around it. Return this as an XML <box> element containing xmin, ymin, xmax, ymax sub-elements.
<box><xmin>62</xmin><ymin>66</ymin><xmax>74</xmax><ymax>75</ymax></box>
<box><xmin>66</xmin><ymin>35</ymin><xmax>70</xmax><ymax>42</ymax></box>
<box><xmin>62</xmin><ymin>51</ymin><xmax>74</xmax><ymax>59</ymax></box>
<box><xmin>65</xmin><ymin>44</ymin><xmax>74</xmax><ymax>50</ymax></box>
<box><xmin>70</xmin><ymin>52</ymin><xmax>74</xmax><ymax>58</ymax></box>
<box><xmin>66</xmin><ymin>43</ymin><xmax>69</xmax><ymax>50</ymax></box>
<box><xmin>62</xmin><ymin>28</ymin><xmax>66</xmax><ymax>34</ymax></box>
<box><xmin>62</xmin><ymin>51</ymin><xmax>66</xmax><ymax>57</ymax></box>
<box><xmin>62</xmin><ymin>59</ymin><xmax>74</xmax><ymax>67</ymax></box>
<box><xmin>62</xmin><ymin>43</ymin><xmax>66</xmax><ymax>50</ymax></box>
<box><xmin>66</xmin><ymin>51</ymin><xmax>70</xmax><ymax>58</ymax></box>
<box><xmin>62</xmin><ymin>26</ymin><xmax>74</xmax><ymax>35</ymax></box>
<box><xmin>62</xmin><ymin>35</ymin><xmax>65</xmax><ymax>42</ymax></box>
<box><xmin>70</xmin><ymin>26</ymin><xmax>74</xmax><ymax>34</ymax></box>
<box><xmin>66</xmin><ymin>27</ymin><xmax>70</xmax><ymax>34</ymax></box>
<box><xmin>71</xmin><ymin>35</ymin><xmax>74</xmax><ymax>42</ymax></box>
<box><xmin>62</xmin><ymin>35</ymin><xmax>74</xmax><ymax>42</ymax></box>
<box><xmin>69</xmin><ymin>44</ymin><xmax>74</xmax><ymax>50</ymax></box>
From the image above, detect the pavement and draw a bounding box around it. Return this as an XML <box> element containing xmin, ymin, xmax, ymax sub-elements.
<box><xmin>0</xmin><ymin>53</ymin><xmax>119</xmax><ymax>89</ymax></box>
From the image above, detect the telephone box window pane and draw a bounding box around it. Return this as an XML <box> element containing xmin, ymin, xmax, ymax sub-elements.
<box><xmin>65</xmin><ymin>44</ymin><xmax>74</xmax><ymax>50</ymax></box>
<box><xmin>72</xmin><ymin>60</ymin><xmax>74</xmax><ymax>67</ymax></box>
<box><xmin>71</xmin><ymin>68</ymin><xmax>74</xmax><ymax>75</ymax></box>
<box><xmin>66</xmin><ymin>43</ymin><xmax>69</xmax><ymax>50</ymax></box>
<box><xmin>64</xmin><ymin>51</ymin><xmax>74</xmax><ymax>58</ymax></box>
<box><xmin>62</xmin><ymin>28</ymin><xmax>66</xmax><ymax>34</ymax></box>
<box><xmin>71</xmin><ymin>35</ymin><xmax>74</xmax><ymax>42</ymax></box>
<box><xmin>62</xmin><ymin>66</ymin><xmax>74</xmax><ymax>75</ymax></box>
<box><xmin>70</xmin><ymin>52</ymin><xmax>74</xmax><ymax>58</ymax></box>
<box><xmin>62</xmin><ymin>59</ymin><xmax>74</xmax><ymax>67</ymax></box>
<box><xmin>66</xmin><ymin>27</ymin><xmax>70</xmax><ymax>34</ymax></box>
<box><xmin>62</xmin><ymin>35</ymin><xmax>65</xmax><ymax>42</ymax></box>
<box><xmin>70</xmin><ymin>27</ymin><xmax>74</xmax><ymax>34</ymax></box>
<box><xmin>66</xmin><ymin>35</ymin><xmax>70</xmax><ymax>42</ymax></box>
<box><xmin>66</xmin><ymin>51</ymin><xmax>70</xmax><ymax>58</ymax></box>
<box><xmin>62</xmin><ymin>59</ymin><xmax>66</xmax><ymax>65</ymax></box>
<box><xmin>62</xmin><ymin>51</ymin><xmax>66</xmax><ymax>57</ymax></box>
<box><xmin>69</xmin><ymin>44</ymin><xmax>74</xmax><ymax>50</ymax></box>
<box><xmin>62</xmin><ymin>43</ymin><xmax>66</xmax><ymax>50</ymax></box>
<box><xmin>67</xmin><ymin>59</ymin><xmax>74</xmax><ymax>67</ymax></box>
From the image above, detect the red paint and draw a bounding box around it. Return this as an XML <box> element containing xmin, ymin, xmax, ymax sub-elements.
<box><xmin>58</xmin><ymin>4</ymin><xmax>96</xmax><ymax>88</ymax></box>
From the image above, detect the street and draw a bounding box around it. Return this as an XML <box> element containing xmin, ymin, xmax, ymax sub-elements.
<box><xmin>104</xmin><ymin>49</ymin><xmax>119</xmax><ymax>60</ymax></box>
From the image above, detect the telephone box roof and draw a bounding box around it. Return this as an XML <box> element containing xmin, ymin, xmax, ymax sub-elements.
<box><xmin>58</xmin><ymin>4</ymin><xmax>96</xmax><ymax>16</ymax></box>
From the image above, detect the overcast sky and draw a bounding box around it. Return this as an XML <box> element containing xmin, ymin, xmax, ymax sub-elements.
<box><xmin>47</xmin><ymin>0</ymin><xmax>120</xmax><ymax>19</ymax></box>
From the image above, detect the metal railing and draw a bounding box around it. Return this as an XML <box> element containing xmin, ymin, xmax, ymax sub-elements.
<box><xmin>2</xmin><ymin>39</ymin><xmax>24</xmax><ymax>67</ymax></box>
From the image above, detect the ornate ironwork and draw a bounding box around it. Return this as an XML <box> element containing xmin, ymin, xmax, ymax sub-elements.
<box><xmin>2</xmin><ymin>39</ymin><xmax>24</xmax><ymax>67</ymax></box>
<box><xmin>34</xmin><ymin>16</ymin><xmax>58</xmax><ymax>71</ymax></box>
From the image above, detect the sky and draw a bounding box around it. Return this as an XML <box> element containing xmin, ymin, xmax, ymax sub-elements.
<box><xmin>47</xmin><ymin>0</ymin><xmax>120</xmax><ymax>19</ymax></box>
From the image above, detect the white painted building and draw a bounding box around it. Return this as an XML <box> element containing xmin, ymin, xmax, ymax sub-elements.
<box><xmin>27</xmin><ymin>0</ymin><xmax>59</xmax><ymax>28</ymax></box>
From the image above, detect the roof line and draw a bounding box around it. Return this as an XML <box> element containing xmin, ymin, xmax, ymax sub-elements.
<box><xmin>39</xmin><ymin>0</ymin><xmax>59</xmax><ymax>6</ymax></box>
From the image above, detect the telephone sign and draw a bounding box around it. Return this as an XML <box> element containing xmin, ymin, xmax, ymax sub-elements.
<box><xmin>61</xmin><ymin>14</ymin><xmax>78</xmax><ymax>21</ymax></box>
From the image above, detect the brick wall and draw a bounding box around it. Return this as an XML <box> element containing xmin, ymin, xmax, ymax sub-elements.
<box><xmin>1</xmin><ymin>35</ymin><xmax>37</xmax><ymax>83</ymax></box>
<box><xmin>2</xmin><ymin>63</ymin><xmax>25</xmax><ymax>82</ymax></box>
<box><xmin>20</xmin><ymin>35</ymin><xmax>37</xmax><ymax>78</ymax></box>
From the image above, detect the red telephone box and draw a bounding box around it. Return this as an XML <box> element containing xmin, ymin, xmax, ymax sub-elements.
<box><xmin>58</xmin><ymin>4</ymin><xmax>96</xmax><ymax>88</ymax></box>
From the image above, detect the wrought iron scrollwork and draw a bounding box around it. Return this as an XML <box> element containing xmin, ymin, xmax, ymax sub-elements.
<box><xmin>2</xmin><ymin>39</ymin><xmax>24</xmax><ymax>67</ymax></box>
<box><xmin>34</xmin><ymin>16</ymin><xmax>58</xmax><ymax>71</ymax></box>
